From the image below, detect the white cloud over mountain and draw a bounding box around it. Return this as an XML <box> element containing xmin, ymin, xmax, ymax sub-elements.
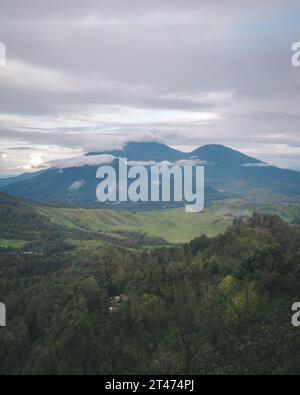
<box><xmin>52</xmin><ymin>155</ymin><xmax>116</xmax><ymax>169</ymax></box>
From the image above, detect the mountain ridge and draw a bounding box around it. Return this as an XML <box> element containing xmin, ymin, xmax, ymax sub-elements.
<box><xmin>87</xmin><ymin>142</ymin><xmax>263</xmax><ymax>166</ymax></box>
<box><xmin>1</xmin><ymin>141</ymin><xmax>300</xmax><ymax>208</ymax></box>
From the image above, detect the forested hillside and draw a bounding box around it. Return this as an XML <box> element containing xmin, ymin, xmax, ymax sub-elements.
<box><xmin>1</xmin><ymin>195</ymin><xmax>300</xmax><ymax>374</ymax></box>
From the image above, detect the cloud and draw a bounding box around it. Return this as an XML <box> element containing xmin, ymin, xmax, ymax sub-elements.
<box><xmin>175</xmin><ymin>159</ymin><xmax>207</xmax><ymax>166</ymax></box>
<box><xmin>18</xmin><ymin>153</ymin><xmax>44</xmax><ymax>171</ymax></box>
<box><xmin>127</xmin><ymin>159</ymin><xmax>206</xmax><ymax>167</ymax></box>
<box><xmin>52</xmin><ymin>154</ymin><xmax>116</xmax><ymax>169</ymax></box>
<box><xmin>0</xmin><ymin>0</ymin><xmax>300</xmax><ymax>174</ymax></box>
<box><xmin>68</xmin><ymin>180</ymin><xmax>85</xmax><ymax>191</ymax></box>
<box><xmin>242</xmin><ymin>162</ymin><xmax>272</xmax><ymax>168</ymax></box>
<box><xmin>0</xmin><ymin>59</ymin><xmax>78</xmax><ymax>93</ymax></box>
<box><xmin>127</xmin><ymin>160</ymin><xmax>157</xmax><ymax>167</ymax></box>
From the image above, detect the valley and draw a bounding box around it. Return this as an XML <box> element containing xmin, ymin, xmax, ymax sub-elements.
<box><xmin>1</xmin><ymin>191</ymin><xmax>300</xmax><ymax>374</ymax></box>
<box><xmin>2</xmin><ymin>191</ymin><xmax>300</xmax><ymax>246</ymax></box>
<box><xmin>36</xmin><ymin>200</ymin><xmax>300</xmax><ymax>243</ymax></box>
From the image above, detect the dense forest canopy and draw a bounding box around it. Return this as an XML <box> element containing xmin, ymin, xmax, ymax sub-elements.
<box><xmin>0</xmin><ymin>192</ymin><xmax>300</xmax><ymax>374</ymax></box>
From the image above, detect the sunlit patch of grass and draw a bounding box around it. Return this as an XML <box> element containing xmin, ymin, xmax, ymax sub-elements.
<box><xmin>0</xmin><ymin>238</ymin><xmax>29</xmax><ymax>249</ymax></box>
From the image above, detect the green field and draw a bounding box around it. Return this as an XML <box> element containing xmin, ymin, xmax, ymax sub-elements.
<box><xmin>37</xmin><ymin>206</ymin><xmax>225</xmax><ymax>243</ymax></box>
<box><xmin>0</xmin><ymin>238</ymin><xmax>29</xmax><ymax>249</ymax></box>
<box><xmin>35</xmin><ymin>200</ymin><xmax>300</xmax><ymax>244</ymax></box>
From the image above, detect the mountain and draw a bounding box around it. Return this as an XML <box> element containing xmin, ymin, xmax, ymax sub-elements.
<box><xmin>0</xmin><ymin>163</ymin><xmax>224</xmax><ymax>209</ymax></box>
<box><xmin>88</xmin><ymin>142</ymin><xmax>260</xmax><ymax>165</ymax></box>
<box><xmin>190</xmin><ymin>144</ymin><xmax>262</xmax><ymax>165</ymax></box>
<box><xmin>1</xmin><ymin>142</ymin><xmax>300</xmax><ymax>208</ymax></box>
<box><xmin>87</xmin><ymin>141</ymin><xmax>184</xmax><ymax>162</ymax></box>
<box><xmin>188</xmin><ymin>144</ymin><xmax>300</xmax><ymax>198</ymax></box>
<box><xmin>0</xmin><ymin>170</ymin><xmax>45</xmax><ymax>188</ymax></box>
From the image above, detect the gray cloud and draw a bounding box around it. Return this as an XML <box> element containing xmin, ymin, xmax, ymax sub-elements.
<box><xmin>0</xmin><ymin>0</ymin><xmax>300</xmax><ymax>175</ymax></box>
<box><xmin>52</xmin><ymin>154</ymin><xmax>116</xmax><ymax>169</ymax></box>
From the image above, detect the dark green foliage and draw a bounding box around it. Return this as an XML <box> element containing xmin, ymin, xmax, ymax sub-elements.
<box><xmin>1</xmin><ymin>194</ymin><xmax>300</xmax><ymax>374</ymax></box>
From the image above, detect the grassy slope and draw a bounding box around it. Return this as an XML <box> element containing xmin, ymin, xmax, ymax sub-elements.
<box><xmin>0</xmin><ymin>239</ymin><xmax>29</xmax><ymax>249</ymax></box>
<box><xmin>36</xmin><ymin>203</ymin><xmax>253</xmax><ymax>243</ymax></box>
<box><xmin>0</xmin><ymin>188</ymin><xmax>299</xmax><ymax>244</ymax></box>
<box><xmin>36</xmin><ymin>200</ymin><xmax>300</xmax><ymax>244</ymax></box>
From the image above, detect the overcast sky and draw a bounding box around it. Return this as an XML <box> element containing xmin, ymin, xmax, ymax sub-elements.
<box><xmin>0</xmin><ymin>0</ymin><xmax>300</xmax><ymax>176</ymax></box>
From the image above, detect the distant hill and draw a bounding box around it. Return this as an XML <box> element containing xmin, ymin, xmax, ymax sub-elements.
<box><xmin>189</xmin><ymin>144</ymin><xmax>261</xmax><ymax>166</ymax></box>
<box><xmin>0</xmin><ymin>170</ymin><xmax>45</xmax><ymax>188</ymax></box>
<box><xmin>87</xmin><ymin>141</ymin><xmax>184</xmax><ymax>162</ymax></box>
<box><xmin>1</xmin><ymin>142</ymin><xmax>300</xmax><ymax>208</ymax></box>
